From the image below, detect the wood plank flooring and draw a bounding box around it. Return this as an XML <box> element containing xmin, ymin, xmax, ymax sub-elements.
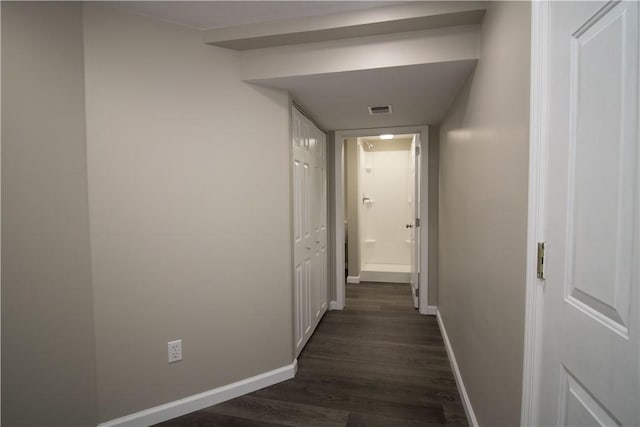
<box><xmin>157</xmin><ymin>282</ymin><xmax>468</xmax><ymax>426</ymax></box>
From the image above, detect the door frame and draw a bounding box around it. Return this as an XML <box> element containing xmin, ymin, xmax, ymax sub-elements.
<box><xmin>520</xmin><ymin>2</ymin><xmax>549</xmax><ymax>425</ymax></box>
<box><xmin>331</xmin><ymin>125</ymin><xmax>430</xmax><ymax>313</ymax></box>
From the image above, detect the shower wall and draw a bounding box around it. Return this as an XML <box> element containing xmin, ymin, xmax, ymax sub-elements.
<box><xmin>358</xmin><ymin>138</ymin><xmax>412</xmax><ymax>281</ymax></box>
<box><xmin>345</xmin><ymin>138</ymin><xmax>360</xmax><ymax>278</ymax></box>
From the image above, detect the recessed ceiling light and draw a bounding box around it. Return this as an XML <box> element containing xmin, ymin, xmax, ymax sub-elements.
<box><xmin>379</xmin><ymin>134</ymin><xmax>394</xmax><ymax>140</ymax></box>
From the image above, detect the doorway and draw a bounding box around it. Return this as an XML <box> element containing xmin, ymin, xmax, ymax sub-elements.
<box><xmin>332</xmin><ymin>126</ymin><xmax>430</xmax><ymax>313</ymax></box>
<box><xmin>356</xmin><ymin>134</ymin><xmax>415</xmax><ymax>284</ymax></box>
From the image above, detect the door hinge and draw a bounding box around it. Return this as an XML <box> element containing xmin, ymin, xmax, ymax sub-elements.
<box><xmin>415</xmin><ymin>145</ymin><xmax>421</xmax><ymax>156</ymax></box>
<box><xmin>415</xmin><ymin>218</ymin><xmax>420</xmax><ymax>227</ymax></box>
<box><xmin>415</xmin><ymin>288</ymin><xmax>419</xmax><ymax>298</ymax></box>
<box><xmin>537</xmin><ymin>242</ymin><xmax>545</xmax><ymax>280</ymax></box>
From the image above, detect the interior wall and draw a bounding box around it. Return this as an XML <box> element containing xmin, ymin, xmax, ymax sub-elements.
<box><xmin>437</xmin><ymin>2</ymin><xmax>530</xmax><ymax>426</ymax></box>
<box><xmin>1</xmin><ymin>3</ymin><xmax>98</xmax><ymax>426</ymax></box>
<box><xmin>427</xmin><ymin>126</ymin><xmax>439</xmax><ymax>305</ymax></box>
<box><xmin>344</xmin><ymin>137</ymin><xmax>359</xmax><ymax>278</ymax></box>
<box><xmin>82</xmin><ymin>4</ymin><xmax>292</xmax><ymax>421</ymax></box>
<box><xmin>326</xmin><ymin>131</ymin><xmax>336</xmax><ymax>302</ymax></box>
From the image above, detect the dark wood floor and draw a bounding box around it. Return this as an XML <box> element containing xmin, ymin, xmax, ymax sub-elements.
<box><xmin>157</xmin><ymin>282</ymin><xmax>468</xmax><ymax>426</ymax></box>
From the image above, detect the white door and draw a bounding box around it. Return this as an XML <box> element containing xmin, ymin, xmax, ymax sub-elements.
<box><xmin>539</xmin><ymin>2</ymin><xmax>639</xmax><ymax>425</ymax></box>
<box><xmin>292</xmin><ymin>112</ymin><xmax>311</xmax><ymax>354</ymax></box>
<box><xmin>408</xmin><ymin>134</ymin><xmax>421</xmax><ymax>308</ymax></box>
<box><xmin>311</xmin><ymin>129</ymin><xmax>328</xmax><ymax>325</ymax></box>
<box><xmin>292</xmin><ymin>107</ymin><xmax>327</xmax><ymax>356</ymax></box>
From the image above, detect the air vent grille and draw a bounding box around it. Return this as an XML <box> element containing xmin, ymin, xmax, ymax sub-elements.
<box><xmin>368</xmin><ymin>105</ymin><xmax>392</xmax><ymax>115</ymax></box>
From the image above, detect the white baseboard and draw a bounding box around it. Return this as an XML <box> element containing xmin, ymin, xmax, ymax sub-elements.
<box><xmin>329</xmin><ymin>300</ymin><xmax>343</xmax><ymax>310</ymax></box>
<box><xmin>359</xmin><ymin>270</ymin><xmax>410</xmax><ymax>283</ymax></box>
<box><xmin>420</xmin><ymin>305</ymin><xmax>437</xmax><ymax>316</ymax></box>
<box><xmin>346</xmin><ymin>275</ymin><xmax>360</xmax><ymax>284</ymax></box>
<box><xmin>98</xmin><ymin>360</ymin><xmax>297</xmax><ymax>427</ymax></box>
<box><xmin>436</xmin><ymin>310</ymin><xmax>479</xmax><ymax>427</ymax></box>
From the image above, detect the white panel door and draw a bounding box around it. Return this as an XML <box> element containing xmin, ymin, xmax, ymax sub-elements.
<box><xmin>292</xmin><ymin>112</ymin><xmax>311</xmax><ymax>353</ymax></box>
<box><xmin>539</xmin><ymin>2</ymin><xmax>639</xmax><ymax>425</ymax></box>
<box><xmin>292</xmin><ymin>107</ymin><xmax>327</xmax><ymax>356</ymax></box>
<box><xmin>313</xmin><ymin>130</ymin><xmax>328</xmax><ymax>321</ymax></box>
<box><xmin>408</xmin><ymin>135</ymin><xmax>421</xmax><ymax>308</ymax></box>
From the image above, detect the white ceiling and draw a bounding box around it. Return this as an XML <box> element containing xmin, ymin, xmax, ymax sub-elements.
<box><xmin>252</xmin><ymin>60</ymin><xmax>476</xmax><ymax>130</ymax></box>
<box><xmin>111</xmin><ymin>1</ymin><xmax>403</xmax><ymax>30</ymax></box>
<box><xmin>110</xmin><ymin>1</ymin><xmax>478</xmax><ymax>131</ymax></box>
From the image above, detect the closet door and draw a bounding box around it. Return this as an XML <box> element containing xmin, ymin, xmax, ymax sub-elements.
<box><xmin>312</xmin><ymin>130</ymin><xmax>328</xmax><ymax>323</ymax></box>
<box><xmin>292</xmin><ymin>108</ymin><xmax>327</xmax><ymax>356</ymax></box>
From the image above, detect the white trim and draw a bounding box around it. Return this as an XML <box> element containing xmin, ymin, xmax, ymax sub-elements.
<box><xmin>421</xmin><ymin>305</ymin><xmax>437</xmax><ymax>316</ymax></box>
<box><xmin>521</xmin><ymin>2</ymin><xmax>549</xmax><ymax>426</ymax></box>
<box><xmin>329</xmin><ymin>300</ymin><xmax>343</xmax><ymax>310</ymax></box>
<box><xmin>436</xmin><ymin>310</ymin><xmax>479</xmax><ymax>427</ymax></box>
<box><xmin>418</xmin><ymin>129</ymin><xmax>430</xmax><ymax>312</ymax></box>
<box><xmin>288</xmin><ymin>97</ymin><xmax>296</xmax><ymax>366</ymax></box>
<box><xmin>333</xmin><ymin>136</ymin><xmax>346</xmax><ymax>310</ymax></box>
<box><xmin>333</xmin><ymin>125</ymin><xmax>430</xmax><ymax>313</ymax></box>
<box><xmin>346</xmin><ymin>275</ymin><xmax>360</xmax><ymax>284</ymax></box>
<box><xmin>359</xmin><ymin>270</ymin><xmax>410</xmax><ymax>283</ymax></box>
<box><xmin>98</xmin><ymin>361</ymin><xmax>297</xmax><ymax>427</ymax></box>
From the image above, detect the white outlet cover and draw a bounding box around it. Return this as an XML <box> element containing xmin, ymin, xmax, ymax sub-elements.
<box><xmin>168</xmin><ymin>339</ymin><xmax>182</xmax><ymax>363</ymax></box>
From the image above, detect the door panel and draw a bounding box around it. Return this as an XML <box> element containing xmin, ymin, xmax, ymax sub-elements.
<box><xmin>294</xmin><ymin>264</ymin><xmax>303</xmax><ymax>348</ymax></box>
<box><xmin>304</xmin><ymin>257</ymin><xmax>311</xmax><ymax>336</ymax></box>
<box><xmin>559</xmin><ymin>367</ymin><xmax>620</xmax><ymax>427</ymax></box>
<box><xmin>292</xmin><ymin>108</ymin><xmax>328</xmax><ymax>356</ymax></box>
<box><xmin>566</xmin><ymin>1</ymin><xmax>636</xmax><ymax>332</ymax></box>
<box><xmin>318</xmin><ymin>133</ymin><xmax>328</xmax><ymax>315</ymax></box>
<box><xmin>540</xmin><ymin>2</ymin><xmax>639</xmax><ymax>425</ymax></box>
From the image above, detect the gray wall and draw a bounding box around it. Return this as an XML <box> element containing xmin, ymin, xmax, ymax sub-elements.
<box><xmin>437</xmin><ymin>2</ymin><xmax>530</xmax><ymax>426</ymax></box>
<box><xmin>1</xmin><ymin>3</ymin><xmax>99</xmax><ymax>426</ymax></box>
<box><xmin>3</xmin><ymin>3</ymin><xmax>295</xmax><ymax>423</ymax></box>
<box><xmin>82</xmin><ymin>5</ymin><xmax>293</xmax><ymax>421</ymax></box>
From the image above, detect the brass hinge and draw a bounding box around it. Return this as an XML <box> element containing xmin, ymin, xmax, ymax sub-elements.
<box><xmin>537</xmin><ymin>242</ymin><xmax>545</xmax><ymax>280</ymax></box>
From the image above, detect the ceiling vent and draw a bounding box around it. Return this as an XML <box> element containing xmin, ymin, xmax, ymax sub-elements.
<box><xmin>368</xmin><ymin>104</ymin><xmax>392</xmax><ymax>115</ymax></box>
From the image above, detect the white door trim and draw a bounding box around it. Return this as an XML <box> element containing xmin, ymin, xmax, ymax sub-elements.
<box><xmin>521</xmin><ymin>2</ymin><xmax>549</xmax><ymax>426</ymax></box>
<box><xmin>331</xmin><ymin>125</ymin><xmax>429</xmax><ymax>311</ymax></box>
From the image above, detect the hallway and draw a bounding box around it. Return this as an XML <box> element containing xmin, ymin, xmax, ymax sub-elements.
<box><xmin>158</xmin><ymin>282</ymin><xmax>468</xmax><ymax>426</ymax></box>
